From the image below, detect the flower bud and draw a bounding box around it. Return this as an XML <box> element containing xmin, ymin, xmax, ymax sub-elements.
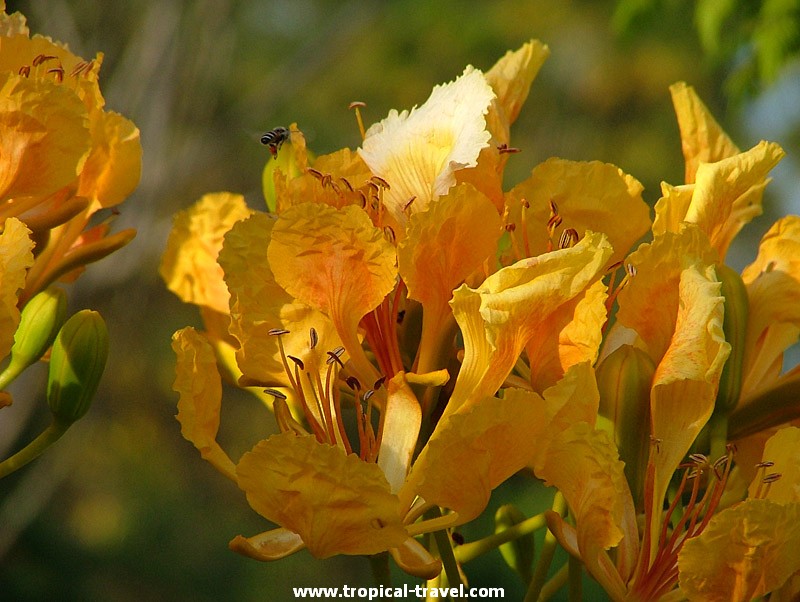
<box><xmin>714</xmin><ymin>263</ymin><xmax>749</xmax><ymax>416</ymax></box>
<box><xmin>596</xmin><ymin>344</ymin><xmax>655</xmax><ymax>509</ymax></box>
<box><xmin>494</xmin><ymin>504</ymin><xmax>534</xmax><ymax>584</ymax></box>
<box><xmin>0</xmin><ymin>287</ymin><xmax>67</xmax><ymax>390</ymax></box>
<box><xmin>47</xmin><ymin>310</ymin><xmax>109</xmax><ymax>425</ymax></box>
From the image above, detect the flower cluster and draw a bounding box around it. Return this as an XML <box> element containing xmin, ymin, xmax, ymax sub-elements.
<box><xmin>163</xmin><ymin>39</ymin><xmax>800</xmax><ymax>599</ymax></box>
<box><xmin>0</xmin><ymin>2</ymin><xmax>141</xmax><ymax>477</ymax></box>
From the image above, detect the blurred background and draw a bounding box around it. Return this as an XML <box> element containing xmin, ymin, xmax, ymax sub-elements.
<box><xmin>1</xmin><ymin>0</ymin><xmax>798</xmax><ymax>600</ymax></box>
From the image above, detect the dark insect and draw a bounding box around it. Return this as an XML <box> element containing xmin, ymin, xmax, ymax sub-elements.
<box><xmin>260</xmin><ymin>126</ymin><xmax>291</xmax><ymax>158</ymax></box>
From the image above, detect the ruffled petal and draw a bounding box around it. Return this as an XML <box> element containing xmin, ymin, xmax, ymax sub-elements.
<box><xmin>678</xmin><ymin>499</ymin><xmax>800</xmax><ymax>602</ymax></box>
<box><xmin>359</xmin><ymin>66</ymin><xmax>494</xmax><ymax>230</ymax></box>
<box><xmin>160</xmin><ymin>192</ymin><xmax>253</xmax><ymax>314</ymax></box>
<box><xmin>0</xmin><ymin>217</ymin><xmax>35</xmax><ymax>359</ymax></box>
<box><xmin>505</xmin><ymin>158</ymin><xmax>650</xmax><ymax>266</ymax></box>
<box><xmin>235</xmin><ymin>433</ymin><xmax>408</xmax><ymax>558</ymax></box>
<box><xmin>171</xmin><ymin>327</ymin><xmax>236</xmax><ymax>481</ymax></box>
<box><xmin>267</xmin><ymin>202</ymin><xmax>396</xmax><ymax>383</ymax></box>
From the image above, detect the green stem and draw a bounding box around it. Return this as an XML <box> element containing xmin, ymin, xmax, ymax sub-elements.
<box><xmin>369</xmin><ymin>552</ymin><xmax>391</xmax><ymax>587</ymax></box>
<box><xmin>0</xmin><ymin>420</ymin><xmax>70</xmax><ymax>479</ymax></box>
<box><xmin>454</xmin><ymin>512</ymin><xmax>547</xmax><ymax>564</ymax></box>
<box><xmin>524</xmin><ymin>492</ymin><xmax>566</xmax><ymax>602</ymax></box>
<box><xmin>433</xmin><ymin>522</ymin><xmax>462</xmax><ymax>590</ymax></box>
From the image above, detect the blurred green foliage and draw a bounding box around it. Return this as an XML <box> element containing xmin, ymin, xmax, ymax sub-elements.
<box><xmin>614</xmin><ymin>0</ymin><xmax>800</xmax><ymax>100</ymax></box>
<box><xmin>1</xmin><ymin>0</ymin><xmax>797</xmax><ymax>600</ymax></box>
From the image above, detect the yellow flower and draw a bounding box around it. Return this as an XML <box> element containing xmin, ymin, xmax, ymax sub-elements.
<box><xmin>0</xmin><ymin>3</ymin><xmax>142</xmax><ymax>302</ymax></box>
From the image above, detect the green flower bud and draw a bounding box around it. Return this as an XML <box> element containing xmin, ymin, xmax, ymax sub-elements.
<box><xmin>714</xmin><ymin>263</ymin><xmax>749</xmax><ymax>416</ymax></box>
<box><xmin>47</xmin><ymin>310</ymin><xmax>109</xmax><ymax>425</ymax></box>
<box><xmin>0</xmin><ymin>287</ymin><xmax>67</xmax><ymax>390</ymax></box>
<box><xmin>494</xmin><ymin>504</ymin><xmax>534</xmax><ymax>584</ymax></box>
<box><xmin>596</xmin><ymin>344</ymin><xmax>655</xmax><ymax>510</ymax></box>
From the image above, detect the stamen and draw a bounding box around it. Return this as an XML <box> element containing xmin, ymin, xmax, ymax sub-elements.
<box><xmin>287</xmin><ymin>355</ymin><xmax>305</xmax><ymax>370</ymax></box>
<box><xmin>47</xmin><ymin>67</ymin><xmax>64</xmax><ymax>83</ymax></box>
<box><xmin>269</xmin><ymin>328</ymin><xmax>291</xmax><ymax>336</ymax></box>
<box><xmin>349</xmin><ymin>101</ymin><xmax>367</xmax><ymax>140</ymax></box>
<box><xmin>497</xmin><ymin>143</ymin><xmax>521</xmax><ymax>154</ymax></box>
<box><xmin>373</xmin><ymin>376</ymin><xmax>386</xmax><ymax>390</ymax></box>
<box><xmin>505</xmin><ymin>223</ymin><xmax>522</xmax><ymax>263</ymax></box>
<box><xmin>32</xmin><ymin>54</ymin><xmax>57</xmax><ymax>67</ymax></box>
<box><xmin>519</xmin><ymin>199</ymin><xmax>531</xmax><ymax>258</ymax></box>
<box><xmin>18</xmin><ymin>65</ymin><xmax>30</xmax><ymax>77</ymax></box>
<box><xmin>264</xmin><ymin>388</ymin><xmax>287</xmax><ymax>400</ymax></box>
<box><xmin>346</xmin><ymin>376</ymin><xmax>361</xmax><ymax>392</ymax></box>
<box><xmin>403</xmin><ymin>196</ymin><xmax>416</xmax><ymax>212</ymax></box>
<box><xmin>309</xmin><ymin>327</ymin><xmax>319</xmax><ymax>350</ymax></box>
<box><xmin>370</xmin><ymin>176</ymin><xmax>391</xmax><ymax>190</ymax></box>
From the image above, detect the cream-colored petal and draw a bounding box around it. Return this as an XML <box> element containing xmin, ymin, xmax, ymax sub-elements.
<box><xmin>359</xmin><ymin>66</ymin><xmax>494</xmax><ymax>229</ymax></box>
<box><xmin>229</xmin><ymin>528</ymin><xmax>305</xmax><ymax>561</ymax></box>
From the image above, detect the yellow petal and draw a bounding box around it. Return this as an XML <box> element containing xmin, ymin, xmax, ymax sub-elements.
<box><xmin>648</xmin><ymin>263</ymin><xmax>729</xmax><ymax>539</ymax></box>
<box><xmin>160</xmin><ymin>192</ymin><xmax>252</xmax><ymax>314</ymax></box>
<box><xmin>616</xmin><ymin>225</ymin><xmax>718</xmax><ymax>362</ymax></box>
<box><xmin>652</xmin><ymin>182</ymin><xmax>694</xmax><ymax>237</ymax></box>
<box><xmin>218</xmin><ymin>212</ymin><xmax>342</xmax><ymax>398</ymax></box>
<box><xmin>740</xmin><ymin>216</ymin><xmax>800</xmax><ymax>394</ymax></box>
<box><xmin>669</xmin><ymin>81</ymin><xmax>740</xmax><ymax>184</ymax></box>
<box><xmin>748</xmin><ymin>426</ymin><xmax>800</xmax><ymax>503</ymax></box>
<box><xmin>403</xmin><ymin>387</ymin><xmax>544</xmax><ymax>523</ymax></box>
<box><xmin>446</xmin><ymin>231</ymin><xmax>612</xmax><ymax>416</ymax></box>
<box><xmin>399</xmin><ymin>183</ymin><xmax>502</xmax><ymax>372</ymax></box>
<box><xmin>687</xmin><ymin>141</ymin><xmax>784</xmax><ymax>260</ymax></box>
<box><xmin>0</xmin><ymin>217</ymin><xmax>34</xmax><ymax>359</ymax></box>
<box><xmin>678</xmin><ymin>499</ymin><xmax>800</xmax><ymax>602</ymax></box>
<box><xmin>0</xmin><ymin>72</ymin><xmax>90</xmax><ymax>203</ymax></box>
<box><xmin>526</xmin><ymin>279</ymin><xmax>608</xmax><ymax>393</ymax></box>
<box><xmin>171</xmin><ymin>327</ymin><xmax>236</xmax><ymax>481</ymax></box>
<box><xmin>235</xmin><ymin>433</ymin><xmax>408</xmax><ymax>557</ymax></box>
<box><xmin>359</xmin><ymin>66</ymin><xmax>494</xmax><ymax>229</ymax></box>
<box><xmin>389</xmin><ymin>537</ymin><xmax>442</xmax><ymax>579</ymax></box>
<box><xmin>77</xmin><ymin>109</ymin><xmax>142</xmax><ymax>209</ymax></box>
<box><xmin>267</xmin><ymin>202</ymin><xmax>396</xmax><ymax>383</ymax></box>
<box><xmin>377</xmin><ymin>373</ymin><xmax>421</xmax><ymax>494</ymax></box>
<box><xmin>229</xmin><ymin>528</ymin><xmax>305</xmax><ymax>561</ymax></box>
<box><xmin>537</xmin><ymin>423</ymin><xmax>636</xmax><ymax>592</ymax></box>
<box><xmin>505</xmin><ymin>158</ymin><xmax>650</xmax><ymax>266</ymax></box>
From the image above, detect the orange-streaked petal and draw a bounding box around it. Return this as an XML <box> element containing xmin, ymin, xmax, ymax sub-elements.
<box><xmin>747</xmin><ymin>426</ymin><xmax>800</xmax><ymax>503</ymax></box>
<box><xmin>218</xmin><ymin>212</ymin><xmax>343</xmax><ymax>398</ymax></box>
<box><xmin>445</xmin><ymin>231</ymin><xmax>612</xmax><ymax>417</ymax></box>
<box><xmin>686</xmin><ymin>141</ymin><xmax>784</xmax><ymax>260</ymax></box>
<box><xmin>0</xmin><ymin>217</ymin><xmax>34</xmax><ymax>358</ymax></box>
<box><xmin>457</xmin><ymin>40</ymin><xmax>549</xmax><ymax>208</ymax></box>
<box><xmin>77</xmin><ymin>109</ymin><xmax>142</xmax><ymax>209</ymax></box>
<box><xmin>648</xmin><ymin>263</ymin><xmax>729</xmax><ymax>539</ymax></box>
<box><xmin>172</xmin><ymin>327</ymin><xmax>236</xmax><ymax>481</ymax></box>
<box><xmin>678</xmin><ymin>499</ymin><xmax>800</xmax><ymax>602</ymax></box>
<box><xmin>399</xmin><ymin>183</ymin><xmax>502</xmax><ymax>372</ymax></box>
<box><xmin>740</xmin><ymin>216</ymin><xmax>800</xmax><ymax>394</ymax></box>
<box><xmin>526</xmin><ymin>279</ymin><xmax>607</xmax><ymax>393</ymax></box>
<box><xmin>505</xmin><ymin>158</ymin><xmax>650</xmax><ymax>266</ymax></box>
<box><xmin>616</xmin><ymin>225</ymin><xmax>717</xmax><ymax>363</ymax></box>
<box><xmin>235</xmin><ymin>433</ymin><xmax>408</xmax><ymax>558</ymax></box>
<box><xmin>160</xmin><ymin>192</ymin><xmax>253</xmax><ymax>314</ymax></box>
<box><xmin>359</xmin><ymin>66</ymin><xmax>494</xmax><ymax>230</ymax></box>
<box><xmin>669</xmin><ymin>81</ymin><xmax>740</xmax><ymax>184</ymax></box>
<box><xmin>267</xmin><ymin>202</ymin><xmax>396</xmax><ymax>383</ymax></box>
<box><xmin>229</xmin><ymin>528</ymin><xmax>305</xmax><ymax>561</ymax></box>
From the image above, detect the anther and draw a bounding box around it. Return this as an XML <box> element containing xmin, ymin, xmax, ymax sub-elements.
<box><xmin>18</xmin><ymin>65</ymin><xmax>30</xmax><ymax>77</ymax></box>
<box><xmin>348</xmin><ymin>101</ymin><xmax>367</xmax><ymax>110</ymax></box>
<box><xmin>264</xmin><ymin>388</ymin><xmax>287</xmax><ymax>400</ymax></box>
<box><xmin>287</xmin><ymin>355</ymin><xmax>305</xmax><ymax>370</ymax></box>
<box><xmin>505</xmin><ymin>223</ymin><xmax>516</xmax><ymax>232</ymax></box>
<box><xmin>383</xmin><ymin>226</ymin><xmax>396</xmax><ymax>244</ymax></box>
<box><xmin>307</xmin><ymin>168</ymin><xmax>324</xmax><ymax>180</ymax></box>
<box><xmin>755</xmin><ymin>461</ymin><xmax>775</xmax><ymax>468</ymax></box>
<box><xmin>370</xmin><ymin>176</ymin><xmax>391</xmax><ymax>190</ymax></box>
<box><xmin>558</xmin><ymin>228</ymin><xmax>578</xmax><ymax>249</ymax></box>
<box><xmin>47</xmin><ymin>67</ymin><xmax>64</xmax><ymax>83</ymax></box>
<box><xmin>373</xmin><ymin>376</ymin><xmax>386</xmax><ymax>390</ymax></box>
<box><xmin>403</xmin><ymin>197</ymin><xmax>416</xmax><ymax>211</ymax></box>
<box><xmin>626</xmin><ymin>264</ymin><xmax>638</xmax><ymax>278</ymax></box>
<box><xmin>309</xmin><ymin>327</ymin><xmax>318</xmax><ymax>350</ymax></box>
<box><xmin>32</xmin><ymin>54</ymin><xmax>57</xmax><ymax>67</ymax></box>
<box><xmin>497</xmin><ymin>143</ymin><xmax>521</xmax><ymax>154</ymax></box>
<box><xmin>346</xmin><ymin>376</ymin><xmax>361</xmax><ymax>391</ymax></box>
<box><xmin>763</xmin><ymin>472</ymin><xmax>782</xmax><ymax>484</ymax></box>
<box><xmin>363</xmin><ymin>389</ymin><xmax>375</xmax><ymax>402</ymax></box>
<box><xmin>326</xmin><ymin>350</ymin><xmax>345</xmax><ymax>368</ymax></box>
<box><xmin>396</xmin><ymin>310</ymin><xmax>405</xmax><ymax>324</ymax></box>
<box><xmin>269</xmin><ymin>328</ymin><xmax>291</xmax><ymax>336</ymax></box>
<box><xmin>339</xmin><ymin>177</ymin><xmax>354</xmax><ymax>191</ymax></box>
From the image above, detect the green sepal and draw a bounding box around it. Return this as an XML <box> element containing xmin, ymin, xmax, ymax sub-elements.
<box><xmin>47</xmin><ymin>310</ymin><xmax>109</xmax><ymax>425</ymax></box>
<box><xmin>0</xmin><ymin>287</ymin><xmax>67</xmax><ymax>390</ymax></box>
<box><xmin>714</xmin><ymin>263</ymin><xmax>749</xmax><ymax>416</ymax></box>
